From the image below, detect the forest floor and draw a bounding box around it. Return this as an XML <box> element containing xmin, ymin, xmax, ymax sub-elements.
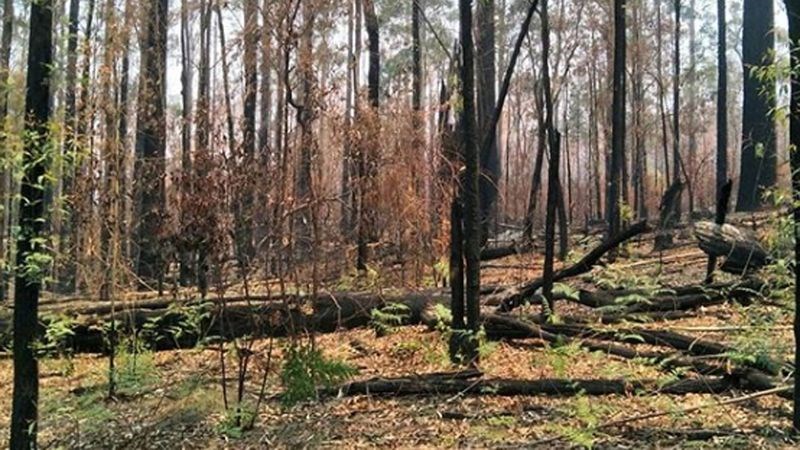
<box><xmin>1</xmin><ymin>217</ymin><xmax>799</xmax><ymax>449</ymax></box>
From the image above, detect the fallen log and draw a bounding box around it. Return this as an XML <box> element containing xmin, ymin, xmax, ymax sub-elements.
<box><xmin>492</xmin><ymin>221</ymin><xmax>651</xmax><ymax>312</ymax></box>
<box><xmin>327</xmin><ymin>375</ymin><xmax>735</xmax><ymax>398</ymax></box>
<box><xmin>480</xmin><ymin>241</ymin><xmax>533</xmax><ymax>262</ymax></box>
<box><xmin>694</xmin><ymin>221</ymin><xmax>770</xmax><ymax>274</ymax></box>
<box><xmin>32</xmin><ymin>290</ymin><xmax>447</xmax><ymax>353</ymax></box>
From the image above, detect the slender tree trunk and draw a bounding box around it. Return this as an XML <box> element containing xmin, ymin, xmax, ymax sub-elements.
<box><xmin>357</xmin><ymin>0</ymin><xmax>379</xmax><ymax>271</ymax></box>
<box><xmin>117</xmin><ymin>0</ymin><xmax>133</xmax><ymax>275</ymax></box>
<box><xmin>476</xmin><ymin>0</ymin><xmax>498</xmax><ymax>240</ymax></box>
<box><xmin>195</xmin><ymin>0</ymin><xmax>211</xmax><ymax>296</ymax></box>
<box><xmin>459</xmin><ymin>0</ymin><xmax>480</xmax><ymax>359</ymax></box>
<box><xmin>341</xmin><ymin>0</ymin><xmax>355</xmax><ymax>238</ymax></box>
<box><xmin>716</xmin><ymin>0</ymin><xmax>728</xmax><ymax>201</ymax></box>
<box><xmin>294</xmin><ymin>4</ymin><xmax>317</xmax><ymax>257</ymax></box>
<box><xmin>672</xmin><ymin>0</ymin><xmax>683</xmax><ymax>221</ymax></box>
<box><xmin>656</xmin><ymin>1</ymin><xmax>671</xmax><ymax>189</ymax></box>
<box><xmin>10</xmin><ymin>1</ymin><xmax>53</xmax><ymax>447</ymax></box>
<box><xmin>541</xmin><ymin>0</ymin><xmax>561</xmax><ymax>317</ymax></box>
<box><xmin>0</xmin><ymin>0</ymin><xmax>14</xmax><ymax>302</ymax></box>
<box><xmin>99</xmin><ymin>0</ymin><xmax>120</xmax><ymax>398</ymax></box>
<box><xmin>179</xmin><ymin>0</ymin><xmax>194</xmax><ymax>286</ymax></box>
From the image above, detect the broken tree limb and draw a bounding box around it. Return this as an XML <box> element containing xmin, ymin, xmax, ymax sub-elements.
<box><xmin>492</xmin><ymin>220</ymin><xmax>651</xmax><ymax>312</ymax></box>
<box><xmin>706</xmin><ymin>179</ymin><xmax>733</xmax><ymax>283</ymax></box>
<box><xmin>654</xmin><ymin>181</ymin><xmax>685</xmax><ymax>251</ymax></box>
<box><xmin>694</xmin><ymin>221</ymin><xmax>770</xmax><ymax>274</ymax></box>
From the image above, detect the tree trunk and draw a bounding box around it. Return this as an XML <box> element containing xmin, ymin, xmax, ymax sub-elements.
<box><xmin>458</xmin><ymin>0</ymin><xmax>481</xmax><ymax>361</ymax></box>
<box><xmin>0</xmin><ymin>0</ymin><xmax>13</xmax><ymax>302</ymax></box>
<box><xmin>608</xmin><ymin>0</ymin><xmax>626</xmax><ymax>236</ymax></box>
<box><xmin>716</xmin><ymin>0</ymin><xmax>728</xmax><ymax>204</ymax></box>
<box><xmin>133</xmin><ymin>0</ymin><xmax>168</xmax><ymax>284</ymax></box>
<box><xmin>671</xmin><ymin>0</ymin><xmax>683</xmax><ymax>221</ymax></box>
<box><xmin>476</xmin><ymin>0</ymin><xmax>498</xmax><ymax>240</ymax></box>
<box><xmin>736</xmin><ymin>0</ymin><xmax>777</xmax><ymax>211</ymax></box>
<box><xmin>294</xmin><ymin>4</ymin><xmax>317</xmax><ymax>257</ymax></box>
<box><xmin>357</xmin><ymin>0</ymin><xmax>379</xmax><ymax>271</ymax></box>
<box><xmin>10</xmin><ymin>1</ymin><xmax>53</xmax><ymax>446</ymax></box>
<box><xmin>785</xmin><ymin>0</ymin><xmax>800</xmax><ymax>430</ymax></box>
<box><xmin>179</xmin><ymin>0</ymin><xmax>193</xmax><ymax>286</ymax></box>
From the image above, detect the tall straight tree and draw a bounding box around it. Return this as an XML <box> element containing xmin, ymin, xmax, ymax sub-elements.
<box><xmin>357</xmin><ymin>0</ymin><xmax>379</xmax><ymax>271</ymax></box>
<box><xmin>294</xmin><ymin>1</ymin><xmax>317</xmax><ymax>256</ymax></box>
<box><xmin>459</xmin><ymin>0</ymin><xmax>480</xmax><ymax>358</ymax></box>
<box><xmin>716</xmin><ymin>0</ymin><xmax>728</xmax><ymax>200</ymax></box>
<box><xmin>608</xmin><ymin>0</ymin><xmax>626</xmax><ymax>236</ymax></box>
<box><xmin>0</xmin><ymin>0</ymin><xmax>14</xmax><ymax>301</ymax></box>
<box><xmin>786</xmin><ymin>0</ymin><xmax>799</xmax><ymax>431</ymax></box>
<box><xmin>10</xmin><ymin>0</ymin><xmax>53</xmax><ymax>447</ymax></box>
<box><xmin>179</xmin><ymin>0</ymin><xmax>193</xmax><ymax>285</ymax></box>
<box><xmin>476</xmin><ymin>0</ymin><xmax>498</xmax><ymax>240</ymax></box>
<box><xmin>541</xmin><ymin>0</ymin><xmax>561</xmax><ymax>316</ymax></box>
<box><xmin>133</xmin><ymin>0</ymin><xmax>168</xmax><ymax>284</ymax></box>
<box><xmin>672</xmin><ymin>0</ymin><xmax>683</xmax><ymax>220</ymax></box>
<box><xmin>736</xmin><ymin>0</ymin><xmax>776</xmax><ymax>211</ymax></box>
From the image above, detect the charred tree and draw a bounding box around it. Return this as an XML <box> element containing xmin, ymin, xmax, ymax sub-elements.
<box><xmin>785</xmin><ymin>0</ymin><xmax>799</xmax><ymax>430</ymax></box>
<box><xmin>10</xmin><ymin>0</ymin><xmax>53</xmax><ymax>446</ymax></box>
<box><xmin>540</xmin><ymin>0</ymin><xmax>561</xmax><ymax>317</ymax></box>
<box><xmin>736</xmin><ymin>0</ymin><xmax>776</xmax><ymax>211</ymax></box>
<box><xmin>455</xmin><ymin>0</ymin><xmax>481</xmax><ymax>363</ymax></box>
<box><xmin>716</xmin><ymin>0</ymin><xmax>728</xmax><ymax>202</ymax></box>
<box><xmin>608</xmin><ymin>0</ymin><xmax>626</xmax><ymax>236</ymax></box>
<box><xmin>0</xmin><ymin>0</ymin><xmax>13</xmax><ymax>301</ymax></box>
<box><xmin>357</xmin><ymin>0</ymin><xmax>380</xmax><ymax>271</ymax></box>
<box><xmin>294</xmin><ymin>4</ymin><xmax>318</xmax><ymax>257</ymax></box>
<box><xmin>476</xmin><ymin>0</ymin><xmax>499</xmax><ymax>240</ymax></box>
<box><xmin>133</xmin><ymin>0</ymin><xmax>168</xmax><ymax>285</ymax></box>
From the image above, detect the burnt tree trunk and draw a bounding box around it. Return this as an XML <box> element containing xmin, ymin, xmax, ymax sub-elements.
<box><xmin>608</xmin><ymin>0</ymin><xmax>626</xmax><ymax>236</ymax></box>
<box><xmin>716</xmin><ymin>0</ymin><xmax>728</xmax><ymax>204</ymax></box>
<box><xmin>786</xmin><ymin>0</ymin><xmax>800</xmax><ymax>430</ymax></box>
<box><xmin>10</xmin><ymin>0</ymin><xmax>53</xmax><ymax>446</ymax></box>
<box><xmin>476</xmin><ymin>0</ymin><xmax>499</xmax><ymax>240</ymax></box>
<box><xmin>736</xmin><ymin>0</ymin><xmax>777</xmax><ymax>211</ymax></box>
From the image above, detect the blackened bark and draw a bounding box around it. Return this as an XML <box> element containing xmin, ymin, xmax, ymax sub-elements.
<box><xmin>476</xmin><ymin>0</ymin><xmax>498</xmax><ymax>240</ymax></box>
<box><xmin>608</xmin><ymin>0</ymin><xmax>626</xmax><ymax>236</ymax></box>
<box><xmin>412</xmin><ymin>0</ymin><xmax>422</xmax><ymax>113</ymax></box>
<box><xmin>736</xmin><ymin>0</ymin><xmax>776</xmax><ymax>211</ymax></box>
<box><xmin>0</xmin><ymin>0</ymin><xmax>13</xmax><ymax>302</ymax></box>
<box><xmin>133</xmin><ymin>0</ymin><xmax>168</xmax><ymax>284</ymax></box>
<box><xmin>541</xmin><ymin>0</ymin><xmax>560</xmax><ymax>317</ymax></box>
<box><xmin>672</xmin><ymin>0</ymin><xmax>683</xmax><ymax>220</ymax></box>
<box><xmin>716</xmin><ymin>0</ymin><xmax>728</xmax><ymax>203</ymax></box>
<box><xmin>10</xmin><ymin>1</ymin><xmax>53</xmax><ymax>447</ymax></box>
<box><xmin>785</xmin><ymin>0</ymin><xmax>799</xmax><ymax>431</ymax></box>
<box><xmin>448</xmin><ymin>198</ymin><xmax>465</xmax><ymax>361</ymax></box>
<box><xmin>459</xmin><ymin>0</ymin><xmax>481</xmax><ymax>357</ymax></box>
<box><xmin>357</xmin><ymin>0</ymin><xmax>379</xmax><ymax>271</ymax></box>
